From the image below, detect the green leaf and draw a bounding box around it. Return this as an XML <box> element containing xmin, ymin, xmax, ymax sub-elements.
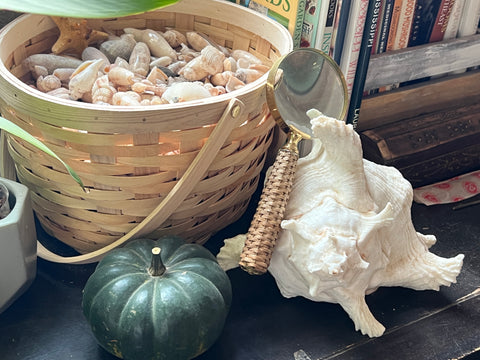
<box><xmin>0</xmin><ymin>0</ymin><xmax>180</xmax><ymax>18</ymax></box>
<box><xmin>0</xmin><ymin>117</ymin><xmax>85</xmax><ymax>190</ymax></box>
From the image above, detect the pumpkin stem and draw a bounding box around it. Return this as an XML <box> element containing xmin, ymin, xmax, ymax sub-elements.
<box><xmin>149</xmin><ymin>247</ymin><xmax>166</xmax><ymax>276</ymax></box>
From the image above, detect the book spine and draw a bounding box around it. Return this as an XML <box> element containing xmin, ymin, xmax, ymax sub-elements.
<box><xmin>314</xmin><ymin>0</ymin><xmax>337</xmax><ymax>53</ymax></box>
<box><xmin>429</xmin><ymin>0</ymin><xmax>456</xmax><ymax>42</ymax></box>
<box><xmin>457</xmin><ymin>0</ymin><xmax>480</xmax><ymax>37</ymax></box>
<box><xmin>386</xmin><ymin>0</ymin><xmax>403</xmax><ymax>51</ymax></box>
<box><xmin>301</xmin><ymin>0</ymin><xmax>322</xmax><ymax>48</ymax></box>
<box><xmin>314</xmin><ymin>0</ymin><xmax>338</xmax><ymax>54</ymax></box>
<box><xmin>346</xmin><ymin>0</ymin><xmax>382</xmax><ymax>127</ymax></box>
<box><xmin>443</xmin><ymin>0</ymin><xmax>466</xmax><ymax>39</ymax></box>
<box><xmin>408</xmin><ymin>0</ymin><xmax>442</xmax><ymax>46</ymax></box>
<box><xmin>393</xmin><ymin>0</ymin><xmax>416</xmax><ymax>49</ymax></box>
<box><xmin>248</xmin><ymin>0</ymin><xmax>307</xmax><ymax>48</ymax></box>
<box><xmin>377</xmin><ymin>0</ymin><xmax>394</xmax><ymax>52</ymax></box>
<box><xmin>332</xmin><ymin>0</ymin><xmax>352</xmax><ymax>64</ymax></box>
<box><xmin>339</xmin><ymin>0</ymin><xmax>369</xmax><ymax>98</ymax></box>
<box><xmin>293</xmin><ymin>0</ymin><xmax>308</xmax><ymax>48</ymax></box>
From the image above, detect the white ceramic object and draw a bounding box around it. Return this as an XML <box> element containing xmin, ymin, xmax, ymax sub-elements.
<box><xmin>0</xmin><ymin>177</ymin><xmax>37</xmax><ymax>313</ymax></box>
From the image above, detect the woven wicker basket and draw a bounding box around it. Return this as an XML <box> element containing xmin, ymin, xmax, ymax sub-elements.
<box><xmin>0</xmin><ymin>0</ymin><xmax>292</xmax><ymax>261</ymax></box>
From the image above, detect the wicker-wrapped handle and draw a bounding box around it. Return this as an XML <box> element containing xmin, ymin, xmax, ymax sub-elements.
<box><xmin>239</xmin><ymin>143</ymin><xmax>299</xmax><ymax>275</ymax></box>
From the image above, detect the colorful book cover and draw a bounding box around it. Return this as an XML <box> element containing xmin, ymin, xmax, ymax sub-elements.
<box><xmin>315</xmin><ymin>0</ymin><xmax>339</xmax><ymax>54</ymax></box>
<box><xmin>339</xmin><ymin>0</ymin><xmax>369</xmax><ymax>97</ymax></box>
<box><xmin>429</xmin><ymin>0</ymin><xmax>456</xmax><ymax>42</ymax></box>
<box><xmin>301</xmin><ymin>0</ymin><xmax>323</xmax><ymax>48</ymax></box>
<box><xmin>408</xmin><ymin>0</ymin><xmax>442</xmax><ymax>46</ymax></box>
<box><xmin>248</xmin><ymin>0</ymin><xmax>307</xmax><ymax>48</ymax></box>
<box><xmin>346</xmin><ymin>0</ymin><xmax>383</xmax><ymax>127</ymax></box>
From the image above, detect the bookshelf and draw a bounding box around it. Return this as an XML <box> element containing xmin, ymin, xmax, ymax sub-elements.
<box><xmin>359</xmin><ymin>33</ymin><xmax>480</xmax><ymax>130</ymax></box>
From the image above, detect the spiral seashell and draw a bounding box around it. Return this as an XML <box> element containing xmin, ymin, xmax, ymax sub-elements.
<box><xmin>162</xmin><ymin>29</ymin><xmax>187</xmax><ymax>48</ymax></box>
<box><xmin>36</xmin><ymin>74</ymin><xmax>62</xmax><ymax>92</ymax></box>
<box><xmin>161</xmin><ymin>82</ymin><xmax>212</xmax><ymax>103</ymax></box>
<box><xmin>107</xmin><ymin>66</ymin><xmax>136</xmax><ymax>86</ymax></box>
<box><xmin>129</xmin><ymin>42</ymin><xmax>151</xmax><ymax>77</ymax></box>
<box><xmin>69</xmin><ymin>58</ymin><xmax>105</xmax><ymax>100</ymax></box>
<box><xmin>131</xmin><ymin>81</ymin><xmax>167</xmax><ymax>96</ymax></box>
<box><xmin>124</xmin><ymin>28</ymin><xmax>177</xmax><ymax>60</ymax></box>
<box><xmin>92</xmin><ymin>74</ymin><xmax>117</xmax><ymax>104</ymax></box>
<box><xmin>112</xmin><ymin>91</ymin><xmax>142</xmax><ymax>106</ymax></box>
<box><xmin>210</xmin><ymin>70</ymin><xmax>234</xmax><ymax>87</ymax></box>
<box><xmin>179</xmin><ymin>45</ymin><xmax>225</xmax><ymax>81</ymax></box>
<box><xmin>99</xmin><ymin>33</ymin><xmax>137</xmax><ymax>63</ymax></box>
<box><xmin>199</xmin><ymin>45</ymin><xmax>225</xmax><ymax>74</ymax></box>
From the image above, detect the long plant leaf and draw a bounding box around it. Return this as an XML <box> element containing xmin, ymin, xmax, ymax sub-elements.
<box><xmin>0</xmin><ymin>117</ymin><xmax>85</xmax><ymax>190</ymax></box>
<box><xmin>0</xmin><ymin>0</ymin><xmax>179</xmax><ymax>18</ymax></box>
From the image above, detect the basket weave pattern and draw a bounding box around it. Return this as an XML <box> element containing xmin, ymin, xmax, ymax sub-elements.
<box><xmin>0</xmin><ymin>1</ymin><xmax>292</xmax><ymax>253</ymax></box>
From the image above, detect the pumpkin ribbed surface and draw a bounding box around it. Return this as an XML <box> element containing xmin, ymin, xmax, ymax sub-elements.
<box><xmin>82</xmin><ymin>237</ymin><xmax>232</xmax><ymax>360</ymax></box>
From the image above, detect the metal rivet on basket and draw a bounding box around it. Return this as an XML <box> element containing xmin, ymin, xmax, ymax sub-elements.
<box><xmin>231</xmin><ymin>105</ymin><xmax>241</xmax><ymax>118</ymax></box>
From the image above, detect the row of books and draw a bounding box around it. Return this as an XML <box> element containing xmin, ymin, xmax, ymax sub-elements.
<box><xmin>229</xmin><ymin>0</ymin><xmax>480</xmax><ymax>127</ymax></box>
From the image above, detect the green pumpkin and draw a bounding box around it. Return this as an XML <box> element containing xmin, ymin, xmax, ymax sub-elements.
<box><xmin>82</xmin><ymin>237</ymin><xmax>232</xmax><ymax>360</ymax></box>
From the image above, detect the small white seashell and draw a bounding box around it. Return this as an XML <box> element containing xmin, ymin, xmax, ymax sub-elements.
<box><xmin>124</xmin><ymin>28</ymin><xmax>177</xmax><ymax>60</ymax></box>
<box><xmin>36</xmin><ymin>74</ymin><xmax>62</xmax><ymax>92</ymax></box>
<box><xmin>129</xmin><ymin>42</ymin><xmax>151</xmax><ymax>76</ymax></box>
<box><xmin>107</xmin><ymin>66</ymin><xmax>136</xmax><ymax>86</ymax></box>
<box><xmin>146</xmin><ymin>66</ymin><xmax>168</xmax><ymax>84</ymax></box>
<box><xmin>231</xmin><ymin>49</ymin><xmax>263</xmax><ymax>66</ymax></box>
<box><xmin>225</xmin><ymin>75</ymin><xmax>245</xmax><ymax>92</ymax></box>
<box><xmin>186</xmin><ymin>31</ymin><xmax>210</xmax><ymax>52</ymax></box>
<box><xmin>235</xmin><ymin>68</ymin><xmax>264</xmax><ymax>84</ymax></box>
<box><xmin>112</xmin><ymin>91</ymin><xmax>142</xmax><ymax>106</ymax></box>
<box><xmin>150</xmin><ymin>56</ymin><xmax>173</xmax><ymax>69</ymax></box>
<box><xmin>210</xmin><ymin>71</ymin><xmax>234</xmax><ymax>87</ymax></box>
<box><xmin>162</xmin><ymin>29</ymin><xmax>187</xmax><ymax>48</ymax></box>
<box><xmin>161</xmin><ymin>82</ymin><xmax>211</xmax><ymax>103</ymax></box>
<box><xmin>69</xmin><ymin>58</ymin><xmax>104</xmax><ymax>100</ymax></box>
<box><xmin>46</xmin><ymin>87</ymin><xmax>72</xmax><ymax>100</ymax></box>
<box><xmin>92</xmin><ymin>74</ymin><xmax>117</xmax><ymax>104</ymax></box>
<box><xmin>179</xmin><ymin>45</ymin><xmax>225</xmax><ymax>81</ymax></box>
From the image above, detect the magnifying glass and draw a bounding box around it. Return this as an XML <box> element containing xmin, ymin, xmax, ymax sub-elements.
<box><xmin>239</xmin><ymin>48</ymin><xmax>348</xmax><ymax>275</ymax></box>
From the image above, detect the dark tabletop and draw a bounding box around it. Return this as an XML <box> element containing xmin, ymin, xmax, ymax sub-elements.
<box><xmin>0</xmin><ymin>179</ymin><xmax>479</xmax><ymax>360</ymax></box>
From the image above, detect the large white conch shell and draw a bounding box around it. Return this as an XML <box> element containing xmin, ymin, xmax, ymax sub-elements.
<box><xmin>217</xmin><ymin>110</ymin><xmax>464</xmax><ymax>338</ymax></box>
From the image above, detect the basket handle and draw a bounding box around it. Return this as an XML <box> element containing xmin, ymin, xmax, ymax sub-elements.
<box><xmin>37</xmin><ymin>98</ymin><xmax>246</xmax><ymax>264</ymax></box>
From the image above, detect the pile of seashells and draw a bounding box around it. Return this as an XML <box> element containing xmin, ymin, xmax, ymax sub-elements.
<box><xmin>22</xmin><ymin>25</ymin><xmax>270</xmax><ymax>106</ymax></box>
